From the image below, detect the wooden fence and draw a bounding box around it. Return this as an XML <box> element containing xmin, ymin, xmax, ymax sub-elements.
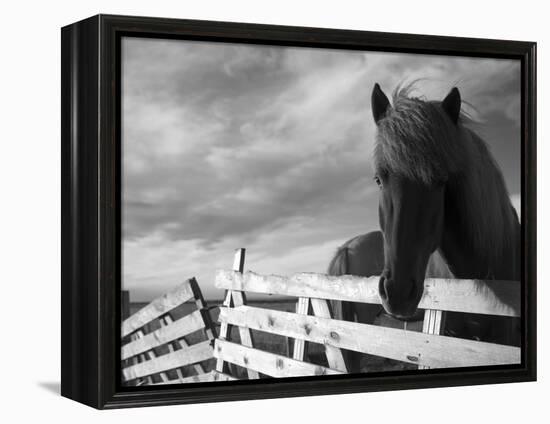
<box><xmin>121</xmin><ymin>277</ymin><xmax>234</xmax><ymax>385</ymax></box>
<box><xmin>214</xmin><ymin>250</ymin><xmax>521</xmax><ymax>377</ymax></box>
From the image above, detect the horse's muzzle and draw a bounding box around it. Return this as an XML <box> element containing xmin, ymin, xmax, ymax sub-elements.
<box><xmin>378</xmin><ymin>273</ymin><xmax>422</xmax><ymax>319</ymax></box>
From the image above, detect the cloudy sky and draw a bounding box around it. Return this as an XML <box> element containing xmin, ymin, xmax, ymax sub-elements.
<box><xmin>122</xmin><ymin>37</ymin><xmax>521</xmax><ymax>301</ymax></box>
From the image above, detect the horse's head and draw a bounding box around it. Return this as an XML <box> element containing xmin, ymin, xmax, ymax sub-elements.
<box><xmin>371</xmin><ymin>83</ymin><xmax>462</xmax><ymax>319</ymax></box>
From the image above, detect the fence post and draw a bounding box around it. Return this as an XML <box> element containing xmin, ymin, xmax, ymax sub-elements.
<box><xmin>292</xmin><ymin>297</ymin><xmax>310</xmax><ymax>361</ymax></box>
<box><xmin>216</xmin><ymin>248</ymin><xmax>260</xmax><ymax>379</ymax></box>
<box><xmin>310</xmin><ymin>298</ymin><xmax>347</xmax><ymax>372</ymax></box>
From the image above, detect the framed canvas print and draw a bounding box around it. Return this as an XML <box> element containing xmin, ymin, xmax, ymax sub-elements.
<box><xmin>61</xmin><ymin>14</ymin><xmax>536</xmax><ymax>409</ymax></box>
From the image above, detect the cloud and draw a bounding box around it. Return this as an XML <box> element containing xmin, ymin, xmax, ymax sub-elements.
<box><xmin>122</xmin><ymin>38</ymin><xmax>521</xmax><ymax>300</ymax></box>
<box><xmin>124</xmin><ymin>201</ymin><xmax>378</xmax><ymax>301</ymax></box>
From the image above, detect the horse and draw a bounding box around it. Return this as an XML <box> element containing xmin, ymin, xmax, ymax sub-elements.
<box><xmin>328</xmin><ymin>83</ymin><xmax>521</xmax><ymax>373</ymax></box>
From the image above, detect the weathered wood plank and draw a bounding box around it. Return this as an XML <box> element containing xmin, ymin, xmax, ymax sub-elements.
<box><xmin>125</xmin><ymin>331</ymin><xmax>155</xmax><ymax>385</ymax></box>
<box><xmin>122</xmin><ymin>340</ymin><xmax>213</xmax><ymax>380</ymax></box>
<box><xmin>310</xmin><ymin>298</ymin><xmax>347</xmax><ymax>372</ymax></box>
<box><xmin>233</xmin><ymin>248</ymin><xmax>246</xmax><ymax>274</ymax></box>
<box><xmin>231</xmin><ymin>290</ymin><xmax>260</xmax><ymax>380</ymax></box>
<box><xmin>215</xmin><ymin>270</ymin><xmax>520</xmax><ymax>317</ymax></box>
<box><xmin>121</xmin><ymin>310</ymin><xmax>206</xmax><ymax>360</ymax></box>
<box><xmin>215</xmin><ymin>248</ymin><xmax>260</xmax><ymax>379</ymax></box>
<box><xmin>187</xmin><ymin>278</ymin><xmax>217</xmax><ymax>341</ymax></box>
<box><xmin>218</xmin><ymin>305</ymin><xmax>520</xmax><ymax>368</ymax></box>
<box><xmin>421</xmin><ymin>278</ymin><xmax>520</xmax><ymax>317</ymax></box>
<box><xmin>422</xmin><ymin>309</ymin><xmax>445</xmax><ymax>335</ymax></box>
<box><xmin>132</xmin><ymin>330</ymin><xmax>168</xmax><ymax>384</ymax></box>
<box><xmin>149</xmin><ymin>370</ymin><xmax>236</xmax><ymax>385</ymax></box>
<box><xmin>162</xmin><ymin>318</ymin><xmax>186</xmax><ymax>381</ymax></box>
<box><xmin>420</xmin><ymin>309</ymin><xmax>446</xmax><ymax>369</ymax></box>
<box><xmin>214</xmin><ymin>339</ymin><xmax>343</xmax><ymax>378</ymax></box>
<box><xmin>292</xmin><ymin>297</ymin><xmax>309</xmax><ymax>361</ymax></box>
<box><xmin>215</xmin><ymin>290</ymin><xmax>234</xmax><ymax>373</ymax></box>
<box><xmin>122</xmin><ymin>279</ymin><xmax>195</xmax><ymax>337</ymax></box>
<box><xmin>162</xmin><ymin>314</ymin><xmax>204</xmax><ymax>377</ymax></box>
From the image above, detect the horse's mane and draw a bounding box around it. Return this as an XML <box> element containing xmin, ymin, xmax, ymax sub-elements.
<box><xmin>374</xmin><ymin>83</ymin><xmax>518</xmax><ymax>278</ymax></box>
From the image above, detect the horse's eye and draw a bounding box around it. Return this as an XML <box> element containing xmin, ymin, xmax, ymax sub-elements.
<box><xmin>374</xmin><ymin>176</ymin><xmax>382</xmax><ymax>187</ymax></box>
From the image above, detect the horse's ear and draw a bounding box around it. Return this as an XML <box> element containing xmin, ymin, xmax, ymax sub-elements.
<box><xmin>372</xmin><ymin>83</ymin><xmax>391</xmax><ymax>124</ymax></box>
<box><xmin>442</xmin><ymin>87</ymin><xmax>461</xmax><ymax>124</ymax></box>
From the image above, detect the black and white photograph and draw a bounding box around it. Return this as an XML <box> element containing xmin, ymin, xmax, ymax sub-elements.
<box><xmin>120</xmin><ymin>37</ymin><xmax>523</xmax><ymax>385</ymax></box>
<box><xmin>2</xmin><ymin>0</ymin><xmax>545</xmax><ymax>420</ymax></box>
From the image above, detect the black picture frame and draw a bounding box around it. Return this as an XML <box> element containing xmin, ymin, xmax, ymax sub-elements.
<box><xmin>61</xmin><ymin>14</ymin><xmax>537</xmax><ymax>409</ymax></box>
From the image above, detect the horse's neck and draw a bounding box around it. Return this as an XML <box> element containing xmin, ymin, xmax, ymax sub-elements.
<box><xmin>433</xmin><ymin>128</ymin><xmax>519</xmax><ymax>280</ymax></box>
<box><xmin>438</xmin><ymin>175</ymin><xmax>520</xmax><ymax>281</ymax></box>
<box><xmin>440</xmin><ymin>224</ymin><xmax>520</xmax><ymax>280</ymax></box>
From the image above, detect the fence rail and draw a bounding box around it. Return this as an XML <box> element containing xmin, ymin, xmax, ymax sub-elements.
<box><xmin>122</xmin><ymin>280</ymin><xmax>197</xmax><ymax>337</ymax></box>
<box><xmin>218</xmin><ymin>304</ymin><xmax>520</xmax><ymax>368</ymax></box>
<box><xmin>215</xmin><ymin>270</ymin><xmax>520</xmax><ymax>317</ymax></box>
<box><xmin>214</xmin><ymin>255</ymin><xmax>521</xmax><ymax>378</ymax></box>
<box><xmin>121</xmin><ymin>249</ymin><xmax>521</xmax><ymax>384</ymax></box>
<box><xmin>122</xmin><ymin>309</ymin><xmax>207</xmax><ymax>360</ymax></box>
<box><xmin>121</xmin><ymin>277</ymin><xmax>217</xmax><ymax>386</ymax></box>
<box><xmin>123</xmin><ymin>340</ymin><xmax>214</xmax><ymax>381</ymax></box>
<box><xmin>214</xmin><ymin>339</ymin><xmax>343</xmax><ymax>378</ymax></box>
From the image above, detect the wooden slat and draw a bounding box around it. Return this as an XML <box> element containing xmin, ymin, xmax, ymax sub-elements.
<box><xmin>420</xmin><ymin>309</ymin><xmax>446</xmax><ymax>370</ymax></box>
<box><xmin>163</xmin><ymin>319</ymin><xmax>186</xmax><ymax>382</ymax></box>
<box><xmin>215</xmin><ymin>248</ymin><xmax>260</xmax><ymax>379</ymax></box>
<box><xmin>163</xmin><ymin>314</ymin><xmax>204</xmax><ymax>377</ymax></box>
<box><xmin>149</xmin><ymin>370</ymin><xmax>236</xmax><ymax>385</ymax></box>
<box><xmin>214</xmin><ymin>339</ymin><xmax>343</xmax><ymax>378</ymax></box>
<box><xmin>132</xmin><ymin>330</ymin><xmax>168</xmax><ymax>384</ymax></box>
<box><xmin>310</xmin><ymin>298</ymin><xmax>347</xmax><ymax>372</ymax></box>
<box><xmin>188</xmin><ymin>278</ymin><xmax>217</xmax><ymax>341</ymax></box>
<box><xmin>292</xmin><ymin>297</ymin><xmax>309</xmax><ymax>361</ymax></box>
<box><xmin>233</xmin><ymin>248</ymin><xmax>246</xmax><ymax>274</ymax></box>
<box><xmin>422</xmin><ymin>310</ymin><xmax>445</xmax><ymax>335</ymax></box>
<box><xmin>215</xmin><ymin>290</ymin><xmax>233</xmax><ymax>373</ymax></box>
<box><xmin>231</xmin><ymin>290</ymin><xmax>259</xmax><ymax>380</ymax></box>
<box><xmin>126</xmin><ymin>331</ymin><xmax>153</xmax><ymax>385</ymax></box>
<box><xmin>121</xmin><ymin>310</ymin><xmax>206</xmax><ymax>360</ymax></box>
<box><xmin>123</xmin><ymin>340</ymin><xmax>213</xmax><ymax>380</ymax></box>
<box><xmin>218</xmin><ymin>305</ymin><xmax>520</xmax><ymax>368</ymax></box>
<box><xmin>215</xmin><ymin>270</ymin><xmax>520</xmax><ymax>317</ymax></box>
<box><xmin>122</xmin><ymin>279</ymin><xmax>195</xmax><ymax>337</ymax></box>
<box><xmin>422</xmin><ymin>278</ymin><xmax>519</xmax><ymax>317</ymax></box>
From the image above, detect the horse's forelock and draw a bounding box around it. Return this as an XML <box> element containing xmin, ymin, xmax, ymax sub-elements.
<box><xmin>374</xmin><ymin>85</ymin><xmax>466</xmax><ymax>185</ymax></box>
